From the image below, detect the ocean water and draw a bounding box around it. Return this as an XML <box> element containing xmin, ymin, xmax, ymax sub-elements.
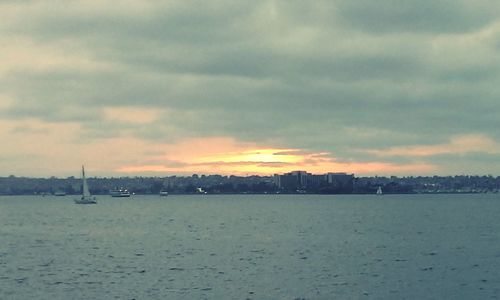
<box><xmin>1</xmin><ymin>194</ymin><xmax>500</xmax><ymax>299</ymax></box>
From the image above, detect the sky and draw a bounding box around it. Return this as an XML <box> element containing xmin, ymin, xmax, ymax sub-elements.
<box><xmin>1</xmin><ymin>0</ymin><xmax>500</xmax><ymax>177</ymax></box>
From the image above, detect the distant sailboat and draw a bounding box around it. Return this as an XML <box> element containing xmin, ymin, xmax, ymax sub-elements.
<box><xmin>74</xmin><ymin>165</ymin><xmax>97</xmax><ymax>204</ymax></box>
<box><xmin>376</xmin><ymin>186</ymin><xmax>383</xmax><ymax>195</ymax></box>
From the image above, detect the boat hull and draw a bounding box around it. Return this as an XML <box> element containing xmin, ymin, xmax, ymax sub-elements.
<box><xmin>74</xmin><ymin>200</ymin><xmax>97</xmax><ymax>204</ymax></box>
<box><xmin>109</xmin><ymin>189</ymin><xmax>131</xmax><ymax>197</ymax></box>
<box><xmin>74</xmin><ymin>198</ymin><xmax>97</xmax><ymax>204</ymax></box>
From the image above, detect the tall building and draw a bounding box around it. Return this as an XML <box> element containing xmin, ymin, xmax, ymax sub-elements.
<box><xmin>277</xmin><ymin>171</ymin><xmax>310</xmax><ymax>191</ymax></box>
<box><xmin>324</xmin><ymin>172</ymin><xmax>354</xmax><ymax>193</ymax></box>
<box><xmin>274</xmin><ymin>171</ymin><xmax>354</xmax><ymax>193</ymax></box>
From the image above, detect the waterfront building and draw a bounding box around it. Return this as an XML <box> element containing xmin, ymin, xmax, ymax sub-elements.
<box><xmin>274</xmin><ymin>171</ymin><xmax>354</xmax><ymax>193</ymax></box>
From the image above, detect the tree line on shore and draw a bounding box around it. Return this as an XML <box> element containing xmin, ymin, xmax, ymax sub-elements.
<box><xmin>0</xmin><ymin>174</ymin><xmax>499</xmax><ymax>195</ymax></box>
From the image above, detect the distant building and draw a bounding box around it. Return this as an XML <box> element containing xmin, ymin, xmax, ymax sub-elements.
<box><xmin>308</xmin><ymin>174</ymin><xmax>324</xmax><ymax>188</ymax></box>
<box><xmin>324</xmin><ymin>172</ymin><xmax>354</xmax><ymax>193</ymax></box>
<box><xmin>274</xmin><ymin>171</ymin><xmax>354</xmax><ymax>193</ymax></box>
<box><xmin>276</xmin><ymin>171</ymin><xmax>311</xmax><ymax>191</ymax></box>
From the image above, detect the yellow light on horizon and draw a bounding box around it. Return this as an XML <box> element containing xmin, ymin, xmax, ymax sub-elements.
<box><xmin>112</xmin><ymin>137</ymin><xmax>438</xmax><ymax>176</ymax></box>
<box><xmin>196</xmin><ymin>148</ymin><xmax>302</xmax><ymax>164</ymax></box>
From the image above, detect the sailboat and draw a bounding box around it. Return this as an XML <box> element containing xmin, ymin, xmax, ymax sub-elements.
<box><xmin>376</xmin><ymin>186</ymin><xmax>383</xmax><ymax>195</ymax></box>
<box><xmin>74</xmin><ymin>165</ymin><xmax>97</xmax><ymax>204</ymax></box>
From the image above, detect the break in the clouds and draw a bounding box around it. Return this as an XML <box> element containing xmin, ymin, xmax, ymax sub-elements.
<box><xmin>1</xmin><ymin>0</ymin><xmax>500</xmax><ymax>176</ymax></box>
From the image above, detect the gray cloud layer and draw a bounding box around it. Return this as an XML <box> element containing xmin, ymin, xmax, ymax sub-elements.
<box><xmin>2</xmin><ymin>0</ymin><xmax>500</xmax><ymax>174</ymax></box>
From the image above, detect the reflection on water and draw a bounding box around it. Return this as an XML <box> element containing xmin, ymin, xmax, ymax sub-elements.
<box><xmin>1</xmin><ymin>194</ymin><xmax>500</xmax><ymax>299</ymax></box>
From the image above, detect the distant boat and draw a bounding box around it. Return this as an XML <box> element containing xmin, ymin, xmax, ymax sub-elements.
<box><xmin>54</xmin><ymin>191</ymin><xmax>66</xmax><ymax>196</ymax></box>
<box><xmin>159</xmin><ymin>191</ymin><xmax>169</xmax><ymax>197</ymax></box>
<box><xmin>109</xmin><ymin>188</ymin><xmax>131</xmax><ymax>197</ymax></box>
<box><xmin>196</xmin><ymin>187</ymin><xmax>207</xmax><ymax>194</ymax></box>
<box><xmin>376</xmin><ymin>186</ymin><xmax>383</xmax><ymax>195</ymax></box>
<box><xmin>74</xmin><ymin>166</ymin><xmax>97</xmax><ymax>204</ymax></box>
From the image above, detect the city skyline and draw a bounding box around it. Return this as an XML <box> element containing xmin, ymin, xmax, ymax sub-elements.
<box><xmin>1</xmin><ymin>1</ymin><xmax>500</xmax><ymax>177</ymax></box>
<box><xmin>1</xmin><ymin>171</ymin><xmax>498</xmax><ymax>196</ymax></box>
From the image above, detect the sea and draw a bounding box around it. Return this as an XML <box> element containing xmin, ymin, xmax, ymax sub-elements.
<box><xmin>1</xmin><ymin>194</ymin><xmax>500</xmax><ymax>299</ymax></box>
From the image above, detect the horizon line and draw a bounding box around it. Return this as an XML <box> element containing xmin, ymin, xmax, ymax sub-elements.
<box><xmin>2</xmin><ymin>173</ymin><xmax>500</xmax><ymax>179</ymax></box>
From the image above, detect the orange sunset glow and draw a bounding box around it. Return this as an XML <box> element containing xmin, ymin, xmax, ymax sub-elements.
<box><xmin>116</xmin><ymin>137</ymin><xmax>437</xmax><ymax>176</ymax></box>
<box><xmin>0</xmin><ymin>116</ymin><xmax>441</xmax><ymax>177</ymax></box>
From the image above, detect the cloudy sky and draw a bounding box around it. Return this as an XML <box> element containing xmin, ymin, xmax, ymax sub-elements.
<box><xmin>1</xmin><ymin>0</ymin><xmax>500</xmax><ymax>177</ymax></box>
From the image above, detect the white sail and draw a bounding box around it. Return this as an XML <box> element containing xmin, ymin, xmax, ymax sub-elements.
<box><xmin>75</xmin><ymin>165</ymin><xmax>96</xmax><ymax>204</ymax></box>
<box><xmin>82</xmin><ymin>165</ymin><xmax>91</xmax><ymax>198</ymax></box>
